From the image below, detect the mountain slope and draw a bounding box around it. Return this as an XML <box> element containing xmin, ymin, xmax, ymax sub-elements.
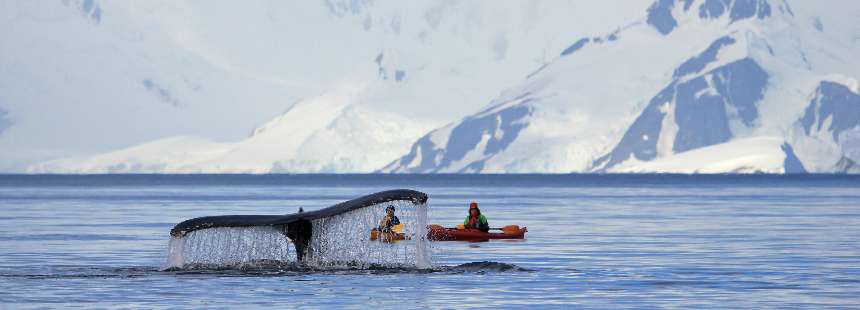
<box><xmin>0</xmin><ymin>0</ymin><xmax>648</xmax><ymax>172</ymax></box>
<box><xmin>10</xmin><ymin>0</ymin><xmax>654</xmax><ymax>173</ymax></box>
<box><xmin>29</xmin><ymin>84</ymin><xmax>434</xmax><ymax>173</ymax></box>
<box><xmin>790</xmin><ymin>79</ymin><xmax>860</xmax><ymax>173</ymax></box>
<box><xmin>16</xmin><ymin>0</ymin><xmax>860</xmax><ymax>174</ymax></box>
<box><xmin>385</xmin><ymin>0</ymin><xmax>860</xmax><ymax>173</ymax></box>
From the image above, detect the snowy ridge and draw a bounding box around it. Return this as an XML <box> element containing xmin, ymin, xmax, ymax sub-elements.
<box><xmin>30</xmin><ymin>136</ymin><xmax>230</xmax><ymax>173</ymax></box>
<box><xmin>12</xmin><ymin>0</ymin><xmax>860</xmax><ymax>174</ymax></box>
<box><xmin>595</xmin><ymin>34</ymin><xmax>769</xmax><ymax>170</ymax></box>
<box><xmin>29</xmin><ymin>83</ymin><xmax>434</xmax><ymax>173</ymax></box>
<box><xmin>381</xmin><ymin>95</ymin><xmax>534</xmax><ymax>173</ymax></box>
<box><xmin>385</xmin><ymin>0</ymin><xmax>860</xmax><ymax>174</ymax></box>
<box><xmin>7</xmin><ymin>0</ymin><xmax>654</xmax><ymax>173</ymax></box>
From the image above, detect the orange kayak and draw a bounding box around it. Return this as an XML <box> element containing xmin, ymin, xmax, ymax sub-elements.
<box><xmin>426</xmin><ymin>225</ymin><xmax>527</xmax><ymax>241</ymax></box>
<box><xmin>369</xmin><ymin>228</ymin><xmax>408</xmax><ymax>242</ymax></box>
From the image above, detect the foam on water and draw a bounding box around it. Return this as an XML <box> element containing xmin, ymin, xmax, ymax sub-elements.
<box><xmin>164</xmin><ymin>200</ymin><xmax>431</xmax><ymax>270</ymax></box>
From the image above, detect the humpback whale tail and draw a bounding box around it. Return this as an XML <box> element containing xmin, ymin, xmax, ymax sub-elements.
<box><xmin>166</xmin><ymin>189</ymin><xmax>430</xmax><ymax>269</ymax></box>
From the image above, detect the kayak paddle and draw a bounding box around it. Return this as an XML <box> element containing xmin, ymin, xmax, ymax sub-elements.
<box><xmin>491</xmin><ymin>225</ymin><xmax>522</xmax><ymax>234</ymax></box>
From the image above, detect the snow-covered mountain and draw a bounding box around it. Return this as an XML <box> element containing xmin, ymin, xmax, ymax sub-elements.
<box><xmin>29</xmin><ymin>80</ymin><xmax>436</xmax><ymax>173</ymax></box>
<box><xmin>13</xmin><ymin>0</ymin><xmax>860</xmax><ymax>174</ymax></box>
<box><xmin>5</xmin><ymin>0</ymin><xmax>653</xmax><ymax>173</ymax></box>
<box><xmin>384</xmin><ymin>0</ymin><xmax>860</xmax><ymax>173</ymax></box>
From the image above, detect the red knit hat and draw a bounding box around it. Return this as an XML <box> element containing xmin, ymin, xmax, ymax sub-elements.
<box><xmin>469</xmin><ymin>202</ymin><xmax>478</xmax><ymax>209</ymax></box>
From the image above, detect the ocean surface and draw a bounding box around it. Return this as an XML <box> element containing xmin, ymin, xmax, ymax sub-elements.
<box><xmin>1</xmin><ymin>174</ymin><xmax>859</xmax><ymax>308</ymax></box>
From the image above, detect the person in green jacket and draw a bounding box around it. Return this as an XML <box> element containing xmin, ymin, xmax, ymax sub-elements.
<box><xmin>463</xmin><ymin>202</ymin><xmax>490</xmax><ymax>232</ymax></box>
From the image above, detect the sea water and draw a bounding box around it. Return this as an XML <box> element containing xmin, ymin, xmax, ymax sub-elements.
<box><xmin>0</xmin><ymin>174</ymin><xmax>858</xmax><ymax>308</ymax></box>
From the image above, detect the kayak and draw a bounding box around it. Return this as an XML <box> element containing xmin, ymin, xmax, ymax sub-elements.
<box><xmin>369</xmin><ymin>228</ymin><xmax>408</xmax><ymax>242</ymax></box>
<box><xmin>370</xmin><ymin>224</ymin><xmax>409</xmax><ymax>243</ymax></box>
<box><xmin>426</xmin><ymin>224</ymin><xmax>527</xmax><ymax>241</ymax></box>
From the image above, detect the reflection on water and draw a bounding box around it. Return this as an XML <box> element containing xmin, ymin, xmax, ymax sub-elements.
<box><xmin>0</xmin><ymin>175</ymin><xmax>858</xmax><ymax>308</ymax></box>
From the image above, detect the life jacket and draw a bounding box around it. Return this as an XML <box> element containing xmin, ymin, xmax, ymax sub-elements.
<box><xmin>467</xmin><ymin>205</ymin><xmax>480</xmax><ymax>228</ymax></box>
<box><xmin>468</xmin><ymin>215</ymin><xmax>478</xmax><ymax>228</ymax></box>
<box><xmin>464</xmin><ymin>206</ymin><xmax>489</xmax><ymax>231</ymax></box>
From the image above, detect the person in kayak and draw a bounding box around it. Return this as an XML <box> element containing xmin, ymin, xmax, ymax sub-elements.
<box><xmin>463</xmin><ymin>202</ymin><xmax>490</xmax><ymax>232</ymax></box>
<box><xmin>378</xmin><ymin>205</ymin><xmax>401</xmax><ymax>233</ymax></box>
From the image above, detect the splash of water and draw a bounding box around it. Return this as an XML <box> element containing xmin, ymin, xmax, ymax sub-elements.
<box><xmin>164</xmin><ymin>200</ymin><xmax>431</xmax><ymax>270</ymax></box>
<box><xmin>307</xmin><ymin>200</ymin><xmax>430</xmax><ymax>268</ymax></box>
<box><xmin>164</xmin><ymin>226</ymin><xmax>294</xmax><ymax>269</ymax></box>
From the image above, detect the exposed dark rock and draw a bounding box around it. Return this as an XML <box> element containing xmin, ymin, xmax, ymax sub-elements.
<box><xmin>781</xmin><ymin>143</ymin><xmax>807</xmax><ymax>173</ymax></box>
<box><xmin>800</xmin><ymin>81</ymin><xmax>860</xmax><ymax>142</ymax></box>
<box><xmin>561</xmin><ymin>38</ymin><xmax>590</xmax><ymax>57</ymax></box>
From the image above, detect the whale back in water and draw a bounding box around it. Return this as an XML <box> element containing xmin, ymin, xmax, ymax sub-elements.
<box><xmin>169</xmin><ymin>189</ymin><xmax>428</xmax><ymax>261</ymax></box>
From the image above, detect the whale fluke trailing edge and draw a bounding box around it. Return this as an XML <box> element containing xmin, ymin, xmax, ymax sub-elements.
<box><xmin>169</xmin><ymin>189</ymin><xmax>428</xmax><ymax>261</ymax></box>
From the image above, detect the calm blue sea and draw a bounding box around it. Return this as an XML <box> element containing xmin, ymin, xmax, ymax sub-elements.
<box><xmin>1</xmin><ymin>174</ymin><xmax>859</xmax><ymax>308</ymax></box>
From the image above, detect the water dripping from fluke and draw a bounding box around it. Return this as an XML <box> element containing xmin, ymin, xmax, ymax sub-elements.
<box><xmin>163</xmin><ymin>190</ymin><xmax>432</xmax><ymax>271</ymax></box>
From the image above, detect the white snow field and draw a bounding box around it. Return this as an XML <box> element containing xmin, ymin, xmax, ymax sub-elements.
<box><xmin>7</xmin><ymin>1</ymin><xmax>860</xmax><ymax>173</ymax></box>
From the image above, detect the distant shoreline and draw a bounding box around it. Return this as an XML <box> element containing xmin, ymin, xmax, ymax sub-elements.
<box><xmin>1</xmin><ymin>173</ymin><xmax>856</xmax><ymax>188</ymax></box>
